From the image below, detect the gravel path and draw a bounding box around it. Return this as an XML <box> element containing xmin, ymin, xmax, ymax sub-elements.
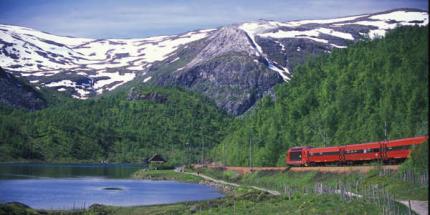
<box><xmin>399</xmin><ymin>200</ymin><xmax>428</xmax><ymax>215</ymax></box>
<box><xmin>185</xmin><ymin>171</ymin><xmax>281</xmax><ymax>195</ymax></box>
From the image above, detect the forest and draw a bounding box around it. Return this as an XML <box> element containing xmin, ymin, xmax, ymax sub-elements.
<box><xmin>0</xmin><ymin>87</ymin><xmax>231</xmax><ymax>164</ymax></box>
<box><xmin>211</xmin><ymin>26</ymin><xmax>428</xmax><ymax>167</ymax></box>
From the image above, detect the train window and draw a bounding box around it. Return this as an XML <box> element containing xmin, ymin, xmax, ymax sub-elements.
<box><xmin>367</xmin><ymin>148</ymin><xmax>379</xmax><ymax>153</ymax></box>
<box><xmin>290</xmin><ymin>152</ymin><xmax>302</xmax><ymax>161</ymax></box>
<box><xmin>387</xmin><ymin>145</ymin><xmax>411</xmax><ymax>151</ymax></box>
<box><xmin>310</xmin><ymin>151</ymin><xmax>339</xmax><ymax>156</ymax></box>
<box><xmin>345</xmin><ymin>150</ymin><xmax>364</xmax><ymax>154</ymax></box>
<box><xmin>322</xmin><ymin>151</ymin><xmax>339</xmax><ymax>156</ymax></box>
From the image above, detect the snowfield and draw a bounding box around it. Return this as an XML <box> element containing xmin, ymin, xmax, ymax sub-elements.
<box><xmin>0</xmin><ymin>25</ymin><xmax>214</xmax><ymax>98</ymax></box>
<box><xmin>0</xmin><ymin>9</ymin><xmax>427</xmax><ymax>99</ymax></box>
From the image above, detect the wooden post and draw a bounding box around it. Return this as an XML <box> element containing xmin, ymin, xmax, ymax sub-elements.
<box><xmin>408</xmin><ymin>200</ymin><xmax>412</xmax><ymax>215</ymax></box>
<box><xmin>284</xmin><ymin>184</ymin><xmax>286</xmax><ymax>195</ymax></box>
<box><xmin>233</xmin><ymin>198</ymin><xmax>236</xmax><ymax>215</ymax></box>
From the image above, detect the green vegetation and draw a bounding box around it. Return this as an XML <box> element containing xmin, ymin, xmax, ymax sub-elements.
<box><xmin>200</xmin><ymin>166</ymin><xmax>427</xmax><ymax>201</ymax></box>
<box><xmin>194</xmin><ymin>194</ymin><xmax>382</xmax><ymax>215</ymax></box>
<box><xmin>132</xmin><ymin>169</ymin><xmax>202</xmax><ymax>183</ymax></box>
<box><xmin>79</xmin><ymin>193</ymin><xmax>382</xmax><ymax>215</ymax></box>
<box><xmin>0</xmin><ymin>86</ymin><xmax>231</xmax><ymax>164</ymax></box>
<box><xmin>400</xmin><ymin>141</ymin><xmax>428</xmax><ymax>173</ymax></box>
<box><xmin>212</xmin><ymin>26</ymin><xmax>428</xmax><ymax>166</ymax></box>
<box><xmin>0</xmin><ymin>202</ymin><xmax>39</xmax><ymax>215</ymax></box>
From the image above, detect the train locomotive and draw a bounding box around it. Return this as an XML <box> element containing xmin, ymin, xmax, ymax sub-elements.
<box><xmin>285</xmin><ymin>136</ymin><xmax>428</xmax><ymax>166</ymax></box>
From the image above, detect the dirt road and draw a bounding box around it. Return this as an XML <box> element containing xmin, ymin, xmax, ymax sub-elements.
<box><xmin>399</xmin><ymin>200</ymin><xmax>428</xmax><ymax>215</ymax></box>
<box><xmin>186</xmin><ymin>171</ymin><xmax>281</xmax><ymax>195</ymax></box>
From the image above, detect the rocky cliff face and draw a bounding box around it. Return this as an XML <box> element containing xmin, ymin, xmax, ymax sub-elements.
<box><xmin>0</xmin><ymin>68</ymin><xmax>46</xmax><ymax>110</ymax></box>
<box><xmin>147</xmin><ymin>26</ymin><xmax>282</xmax><ymax>115</ymax></box>
<box><xmin>0</xmin><ymin>9</ymin><xmax>427</xmax><ymax>115</ymax></box>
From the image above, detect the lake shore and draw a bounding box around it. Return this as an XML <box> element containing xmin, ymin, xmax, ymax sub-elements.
<box><xmin>131</xmin><ymin>169</ymin><xmax>237</xmax><ymax>194</ymax></box>
<box><xmin>1</xmin><ymin>167</ymin><xmax>412</xmax><ymax>214</ymax></box>
<box><xmin>0</xmin><ymin>168</ymin><xmax>270</xmax><ymax>214</ymax></box>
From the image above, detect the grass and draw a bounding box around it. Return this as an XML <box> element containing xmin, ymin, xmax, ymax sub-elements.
<box><xmin>196</xmin><ymin>193</ymin><xmax>382</xmax><ymax>215</ymax></box>
<box><xmin>75</xmin><ymin>191</ymin><xmax>382</xmax><ymax>215</ymax></box>
<box><xmin>363</xmin><ymin>170</ymin><xmax>428</xmax><ymax>200</ymax></box>
<box><xmin>0</xmin><ymin>202</ymin><xmax>39</xmax><ymax>215</ymax></box>
<box><xmin>200</xmin><ymin>167</ymin><xmax>428</xmax><ymax>201</ymax></box>
<box><xmin>131</xmin><ymin>169</ymin><xmax>202</xmax><ymax>183</ymax></box>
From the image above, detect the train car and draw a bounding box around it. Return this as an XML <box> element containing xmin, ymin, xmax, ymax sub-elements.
<box><xmin>285</xmin><ymin>135</ymin><xmax>428</xmax><ymax>166</ymax></box>
<box><xmin>384</xmin><ymin>135</ymin><xmax>428</xmax><ymax>163</ymax></box>
<box><xmin>308</xmin><ymin>146</ymin><xmax>341</xmax><ymax>166</ymax></box>
<box><xmin>344</xmin><ymin>141</ymin><xmax>380</xmax><ymax>164</ymax></box>
<box><xmin>284</xmin><ymin>146</ymin><xmax>311</xmax><ymax>166</ymax></box>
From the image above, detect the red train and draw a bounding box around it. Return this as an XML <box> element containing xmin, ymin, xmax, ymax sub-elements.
<box><xmin>285</xmin><ymin>136</ymin><xmax>428</xmax><ymax>166</ymax></box>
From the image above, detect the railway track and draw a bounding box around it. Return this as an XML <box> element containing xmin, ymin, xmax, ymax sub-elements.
<box><xmin>199</xmin><ymin>165</ymin><xmax>399</xmax><ymax>174</ymax></box>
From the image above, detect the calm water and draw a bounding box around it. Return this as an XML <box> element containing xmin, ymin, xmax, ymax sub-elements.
<box><xmin>0</xmin><ymin>163</ymin><xmax>223</xmax><ymax>210</ymax></box>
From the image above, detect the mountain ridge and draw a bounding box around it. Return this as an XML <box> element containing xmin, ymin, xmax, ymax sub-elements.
<box><xmin>0</xmin><ymin>8</ymin><xmax>428</xmax><ymax>115</ymax></box>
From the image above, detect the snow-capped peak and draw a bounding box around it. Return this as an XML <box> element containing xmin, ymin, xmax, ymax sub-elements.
<box><xmin>0</xmin><ymin>24</ymin><xmax>214</xmax><ymax>98</ymax></box>
<box><xmin>236</xmin><ymin>9</ymin><xmax>428</xmax><ymax>80</ymax></box>
<box><xmin>0</xmin><ymin>9</ymin><xmax>427</xmax><ymax>99</ymax></box>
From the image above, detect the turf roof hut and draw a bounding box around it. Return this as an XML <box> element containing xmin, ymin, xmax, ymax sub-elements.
<box><xmin>148</xmin><ymin>154</ymin><xmax>167</xmax><ymax>164</ymax></box>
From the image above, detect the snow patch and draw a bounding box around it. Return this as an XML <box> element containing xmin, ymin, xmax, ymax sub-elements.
<box><xmin>259</xmin><ymin>28</ymin><xmax>352</xmax><ymax>41</ymax></box>
<box><xmin>143</xmin><ymin>76</ymin><xmax>152</xmax><ymax>83</ymax></box>
<box><xmin>368</xmin><ymin>29</ymin><xmax>386</xmax><ymax>39</ymax></box>
<box><xmin>170</xmin><ymin>57</ymin><xmax>180</xmax><ymax>63</ymax></box>
<box><xmin>268</xmin><ymin>63</ymin><xmax>290</xmax><ymax>81</ymax></box>
<box><xmin>331</xmin><ymin>44</ymin><xmax>347</xmax><ymax>48</ymax></box>
<box><xmin>285</xmin><ymin>15</ymin><xmax>367</xmax><ymax>26</ymax></box>
<box><xmin>45</xmin><ymin>80</ymin><xmax>76</xmax><ymax>88</ymax></box>
<box><xmin>92</xmin><ymin>72</ymin><xmax>136</xmax><ymax>92</ymax></box>
<box><xmin>370</xmin><ymin>11</ymin><xmax>428</xmax><ymax>23</ymax></box>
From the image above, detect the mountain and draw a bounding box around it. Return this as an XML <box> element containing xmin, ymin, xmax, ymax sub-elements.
<box><xmin>0</xmin><ymin>67</ymin><xmax>46</xmax><ymax>110</ymax></box>
<box><xmin>212</xmin><ymin>26</ymin><xmax>428</xmax><ymax>166</ymax></box>
<box><xmin>0</xmin><ymin>8</ymin><xmax>428</xmax><ymax>115</ymax></box>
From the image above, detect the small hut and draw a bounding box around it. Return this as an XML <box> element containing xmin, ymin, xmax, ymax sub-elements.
<box><xmin>148</xmin><ymin>154</ymin><xmax>167</xmax><ymax>164</ymax></box>
<box><xmin>147</xmin><ymin>154</ymin><xmax>168</xmax><ymax>170</ymax></box>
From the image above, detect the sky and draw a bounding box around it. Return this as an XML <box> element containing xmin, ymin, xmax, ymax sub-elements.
<box><xmin>0</xmin><ymin>0</ymin><xmax>427</xmax><ymax>39</ymax></box>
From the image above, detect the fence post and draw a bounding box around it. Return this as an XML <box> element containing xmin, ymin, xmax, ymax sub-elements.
<box><xmin>288</xmin><ymin>189</ymin><xmax>291</xmax><ymax>200</ymax></box>
<box><xmin>284</xmin><ymin>184</ymin><xmax>286</xmax><ymax>195</ymax></box>
<box><xmin>408</xmin><ymin>200</ymin><xmax>412</xmax><ymax>215</ymax></box>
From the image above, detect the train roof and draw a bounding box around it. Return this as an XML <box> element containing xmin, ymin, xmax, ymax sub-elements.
<box><xmin>309</xmin><ymin>146</ymin><xmax>339</xmax><ymax>152</ymax></box>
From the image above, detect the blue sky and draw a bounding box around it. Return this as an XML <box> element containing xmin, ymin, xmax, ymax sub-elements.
<box><xmin>0</xmin><ymin>0</ymin><xmax>427</xmax><ymax>38</ymax></box>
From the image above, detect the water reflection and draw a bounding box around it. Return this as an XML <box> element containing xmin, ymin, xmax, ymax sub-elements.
<box><xmin>0</xmin><ymin>163</ymin><xmax>143</xmax><ymax>179</ymax></box>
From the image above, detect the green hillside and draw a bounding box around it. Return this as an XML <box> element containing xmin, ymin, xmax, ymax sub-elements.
<box><xmin>1</xmin><ymin>26</ymin><xmax>427</xmax><ymax>168</ymax></box>
<box><xmin>212</xmin><ymin>26</ymin><xmax>428</xmax><ymax>166</ymax></box>
<box><xmin>0</xmin><ymin>87</ymin><xmax>232</xmax><ymax>163</ymax></box>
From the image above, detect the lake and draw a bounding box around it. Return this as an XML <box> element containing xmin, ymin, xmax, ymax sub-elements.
<box><xmin>0</xmin><ymin>163</ymin><xmax>223</xmax><ymax>210</ymax></box>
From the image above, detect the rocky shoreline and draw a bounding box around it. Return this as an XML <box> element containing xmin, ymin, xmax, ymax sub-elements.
<box><xmin>197</xmin><ymin>178</ymin><xmax>236</xmax><ymax>194</ymax></box>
